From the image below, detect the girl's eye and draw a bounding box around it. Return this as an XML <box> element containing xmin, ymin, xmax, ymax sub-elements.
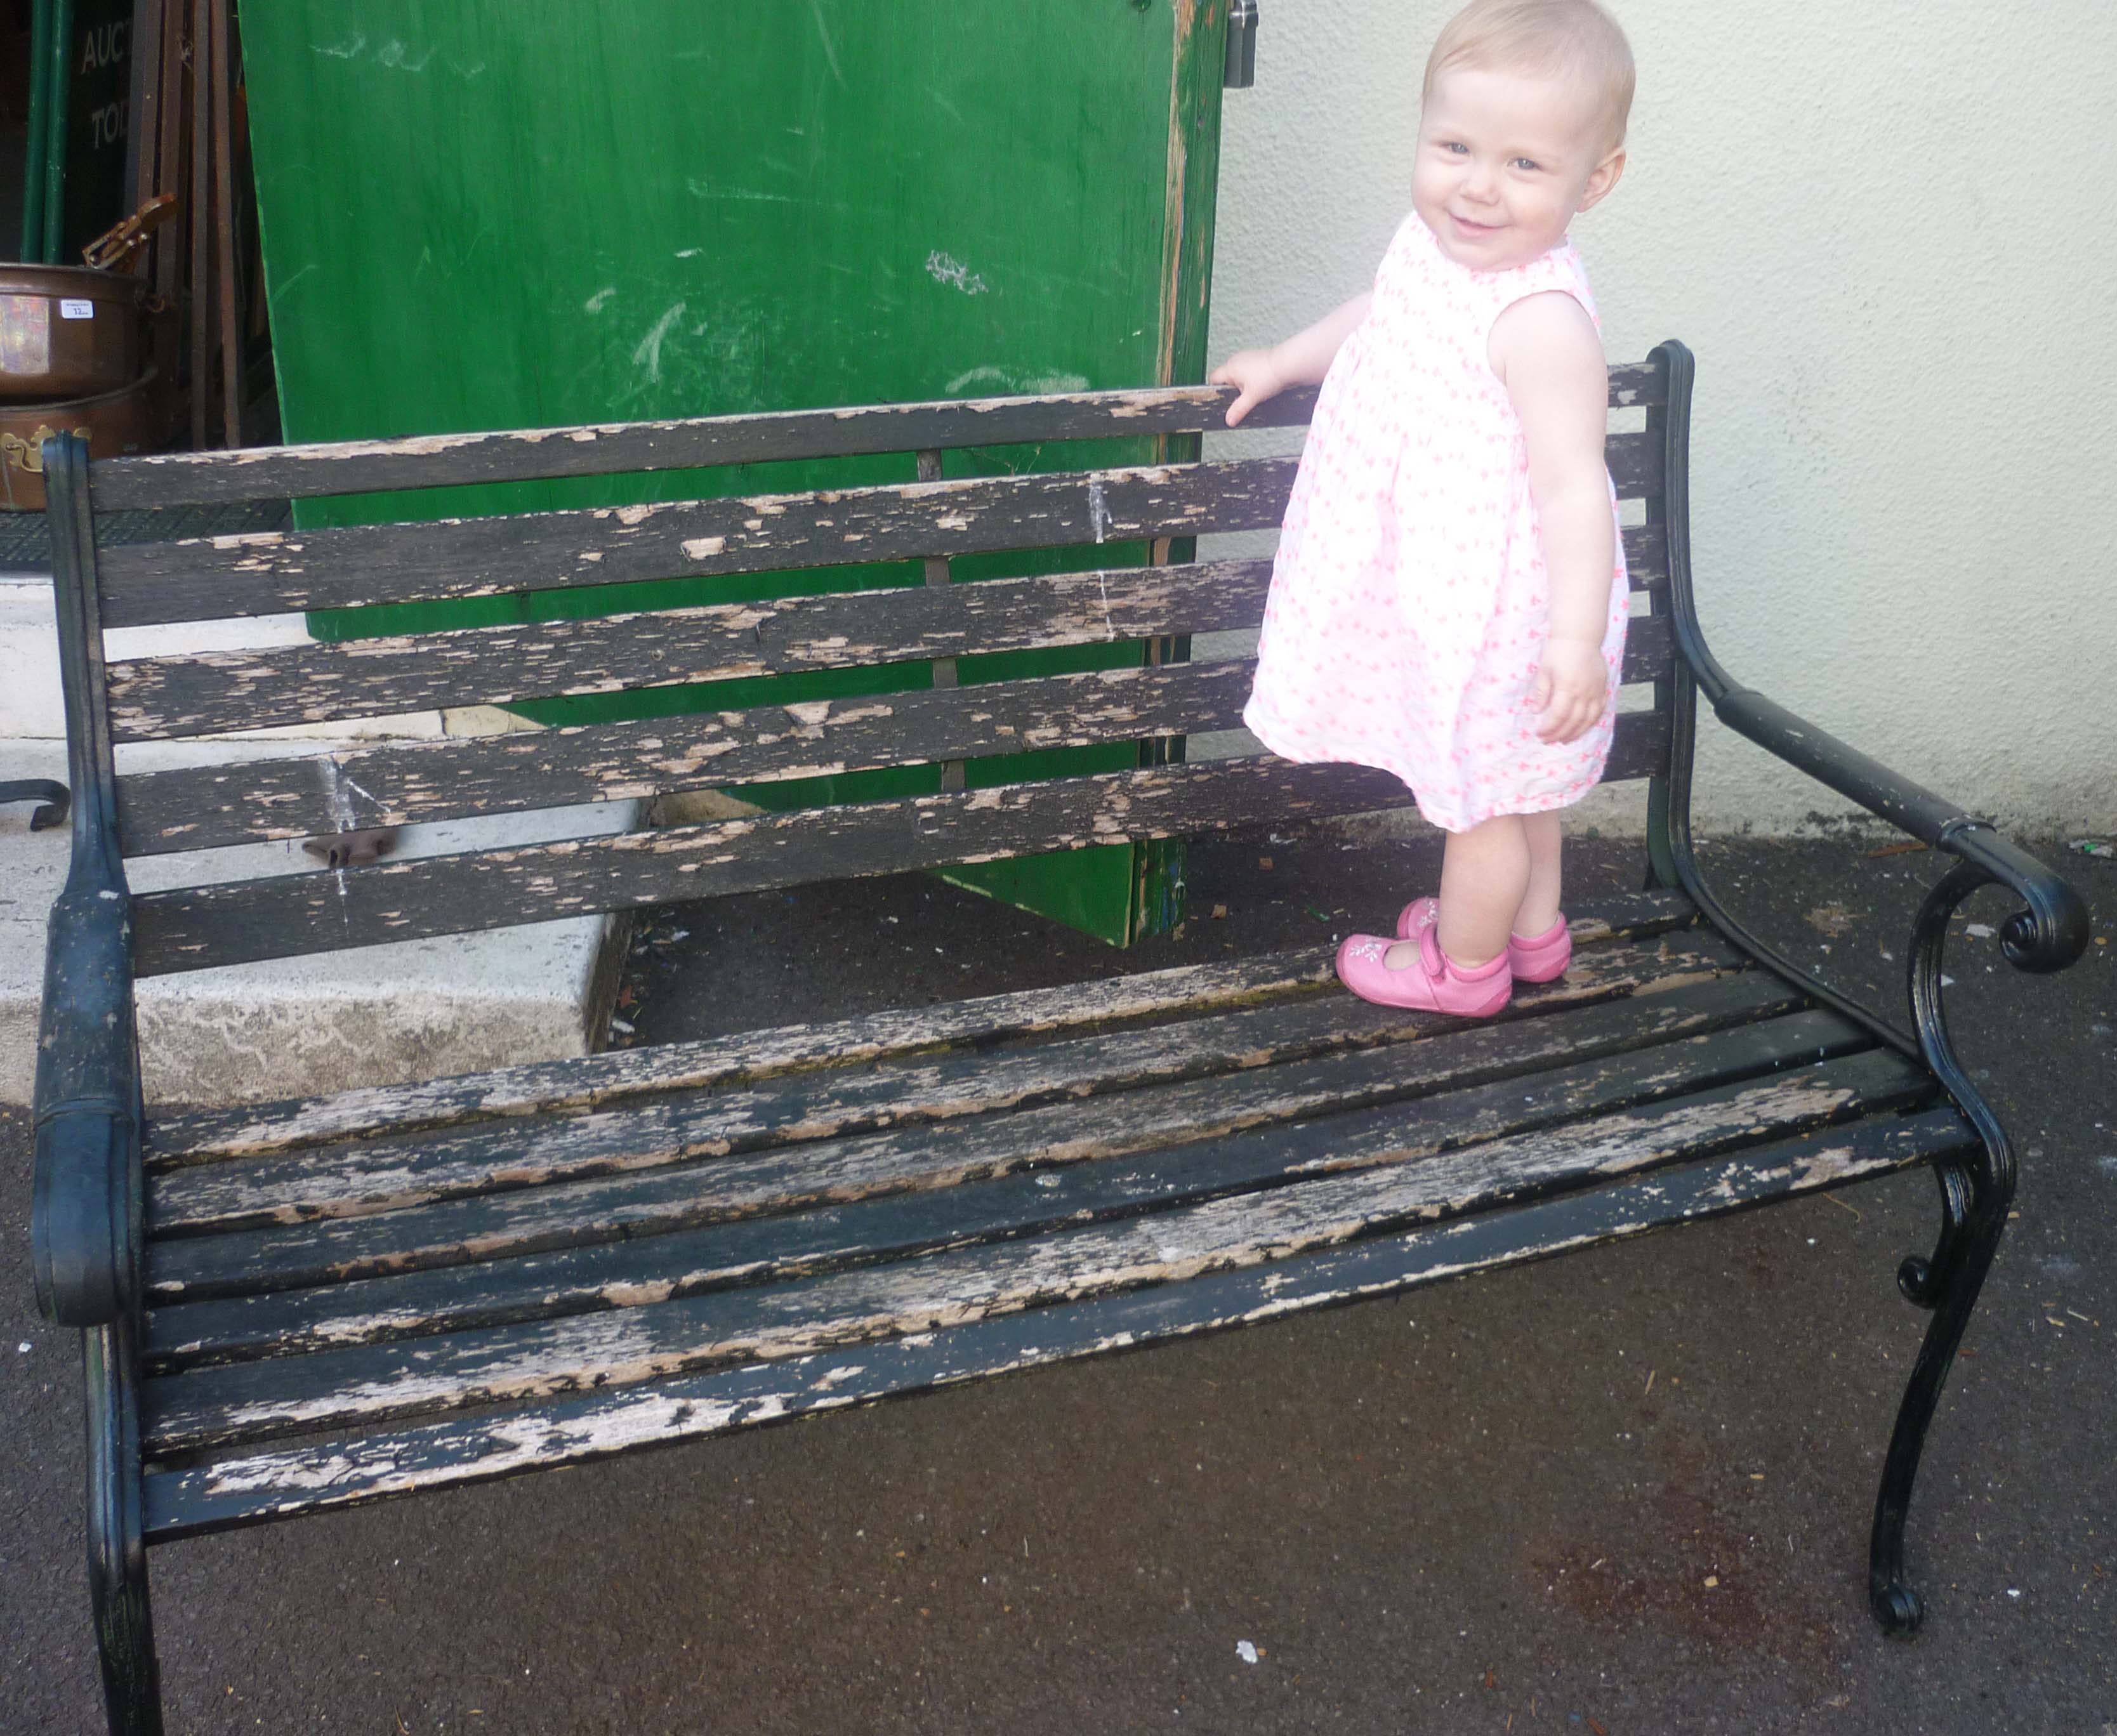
<box><xmin>1513</xmin><ymin>158</ymin><xmax>1542</xmax><ymax>172</ymax></box>
<box><xmin>1441</xmin><ymin>141</ymin><xmax>1468</xmax><ymax>155</ymax></box>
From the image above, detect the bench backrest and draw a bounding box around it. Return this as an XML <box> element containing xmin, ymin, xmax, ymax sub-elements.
<box><xmin>51</xmin><ymin>356</ymin><xmax>1685</xmax><ymax>978</ymax></box>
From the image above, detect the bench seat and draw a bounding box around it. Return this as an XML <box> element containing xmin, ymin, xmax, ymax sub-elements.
<box><xmin>136</xmin><ymin>887</ymin><xmax>1977</xmax><ymax>1537</ymax></box>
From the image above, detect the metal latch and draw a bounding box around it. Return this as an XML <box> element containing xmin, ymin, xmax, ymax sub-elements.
<box><xmin>1225</xmin><ymin>0</ymin><xmax>1258</xmax><ymax>88</ymax></box>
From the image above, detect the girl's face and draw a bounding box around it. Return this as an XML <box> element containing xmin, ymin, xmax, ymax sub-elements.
<box><xmin>1413</xmin><ymin>63</ymin><xmax>1625</xmax><ymax>272</ymax></box>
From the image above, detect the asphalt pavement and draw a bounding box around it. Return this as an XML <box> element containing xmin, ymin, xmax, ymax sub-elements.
<box><xmin>5</xmin><ymin>829</ymin><xmax>2113</xmax><ymax>1735</ymax></box>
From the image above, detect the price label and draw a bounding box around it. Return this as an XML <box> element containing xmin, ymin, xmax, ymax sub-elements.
<box><xmin>59</xmin><ymin>299</ymin><xmax>95</xmax><ymax>320</ymax></box>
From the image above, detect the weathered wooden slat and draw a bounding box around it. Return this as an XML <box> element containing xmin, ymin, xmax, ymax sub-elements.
<box><xmin>91</xmin><ymin>366</ymin><xmax>1664</xmax><ymax>513</ymax></box>
<box><xmin>138</xmin><ymin>1048</ymin><xmax>1935</xmax><ymax>1454</ymax></box>
<box><xmin>98</xmin><ymin>434</ymin><xmax>1663</xmax><ymax>630</ymax></box>
<box><xmin>107</xmin><ymin>558</ymin><xmax>1271</xmax><ymax>742</ymax></box>
<box><xmin>1622</xmin><ymin>522</ymin><xmax>1669</xmax><ymax>586</ymax></box>
<box><xmin>147</xmin><ymin>952</ymin><xmax>1773</xmax><ymax>1305</ymax></box>
<box><xmin>131</xmin><ymin>728</ymin><xmax>1671</xmax><ymax>978</ymax></box>
<box><xmin>97</xmin><ymin>457</ymin><xmax>1296</xmax><ymax>630</ymax></box>
<box><xmin>116</xmin><ymin>660</ymin><xmax>1257</xmax><ymax>853</ymax></box>
<box><xmin>142</xmin><ymin>1104</ymin><xmax>1969</xmax><ymax>1541</ymax></box>
<box><xmin>145</xmin><ymin>890</ymin><xmax>1699</xmax><ymax>1162</ymax></box>
<box><xmin>145</xmin><ymin>928</ymin><xmax>1749</xmax><ymax>1241</ymax></box>
<box><xmin>109</xmin><ymin>551</ymin><xmax>1672</xmax><ymax>746</ymax></box>
<box><xmin>93</xmin><ymin>386</ymin><xmax>1321</xmax><ymax>511</ymax></box>
<box><xmin>145</xmin><ymin>981</ymin><xmax>1830</xmax><ymax>1363</ymax></box>
<box><xmin>115</xmin><ymin>620</ymin><xmax>1675</xmax><ymax>852</ymax></box>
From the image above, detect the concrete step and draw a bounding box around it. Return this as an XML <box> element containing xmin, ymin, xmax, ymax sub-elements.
<box><xmin>2</xmin><ymin>738</ymin><xmax>636</xmax><ymax>1108</ymax></box>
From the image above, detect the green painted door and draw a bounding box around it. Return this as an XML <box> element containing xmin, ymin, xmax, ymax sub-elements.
<box><xmin>241</xmin><ymin>1</ymin><xmax>1232</xmax><ymax>943</ymax></box>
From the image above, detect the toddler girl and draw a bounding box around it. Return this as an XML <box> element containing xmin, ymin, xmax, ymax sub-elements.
<box><xmin>1213</xmin><ymin>0</ymin><xmax>1635</xmax><ymax>1018</ymax></box>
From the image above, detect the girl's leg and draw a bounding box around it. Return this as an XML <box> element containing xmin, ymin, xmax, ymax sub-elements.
<box><xmin>1517</xmin><ymin>811</ymin><xmax>1564</xmax><ymax>937</ymax></box>
<box><xmin>1389</xmin><ymin>814</ymin><xmax>1528</xmax><ymax>971</ymax></box>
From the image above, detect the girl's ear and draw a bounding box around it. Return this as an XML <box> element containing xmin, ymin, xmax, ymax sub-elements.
<box><xmin>1577</xmin><ymin>148</ymin><xmax>1626</xmax><ymax>213</ymax></box>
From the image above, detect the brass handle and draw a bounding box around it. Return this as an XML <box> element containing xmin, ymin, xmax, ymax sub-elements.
<box><xmin>0</xmin><ymin>426</ymin><xmax>91</xmax><ymax>473</ymax></box>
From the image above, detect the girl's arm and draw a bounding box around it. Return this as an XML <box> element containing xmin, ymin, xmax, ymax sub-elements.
<box><xmin>1490</xmin><ymin>291</ymin><xmax>1618</xmax><ymax>745</ymax></box>
<box><xmin>1210</xmin><ymin>293</ymin><xmax>1373</xmax><ymax>426</ymax></box>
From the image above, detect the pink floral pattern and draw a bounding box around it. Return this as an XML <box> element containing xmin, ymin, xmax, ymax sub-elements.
<box><xmin>1243</xmin><ymin>214</ymin><xmax>1629</xmax><ymax>834</ymax></box>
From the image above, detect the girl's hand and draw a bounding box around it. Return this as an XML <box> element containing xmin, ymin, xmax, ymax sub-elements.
<box><xmin>1529</xmin><ymin>637</ymin><xmax>1608</xmax><ymax>744</ymax></box>
<box><xmin>1210</xmin><ymin>348</ymin><xmax>1288</xmax><ymax>426</ymax></box>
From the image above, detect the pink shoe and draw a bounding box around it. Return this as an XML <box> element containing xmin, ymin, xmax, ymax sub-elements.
<box><xmin>1335</xmin><ymin>925</ymin><xmax>1512</xmax><ymax>1016</ymax></box>
<box><xmin>1395</xmin><ymin>897</ymin><xmax>1573</xmax><ymax>983</ymax></box>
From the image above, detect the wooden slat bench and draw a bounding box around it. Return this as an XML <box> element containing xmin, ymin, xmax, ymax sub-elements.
<box><xmin>30</xmin><ymin>345</ymin><xmax>2090</xmax><ymax>1734</ymax></box>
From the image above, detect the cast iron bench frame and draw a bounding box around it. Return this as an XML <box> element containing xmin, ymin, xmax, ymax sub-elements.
<box><xmin>30</xmin><ymin>343</ymin><xmax>2090</xmax><ymax>1734</ymax></box>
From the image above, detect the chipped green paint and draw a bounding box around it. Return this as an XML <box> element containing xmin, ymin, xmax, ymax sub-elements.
<box><xmin>241</xmin><ymin>1</ymin><xmax>1239</xmax><ymax>942</ymax></box>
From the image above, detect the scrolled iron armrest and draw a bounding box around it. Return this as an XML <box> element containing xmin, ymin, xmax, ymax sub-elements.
<box><xmin>1701</xmin><ymin>682</ymin><xmax>2090</xmax><ymax>979</ymax></box>
<box><xmin>1932</xmin><ymin>822</ymin><xmax>2091</xmax><ymax>975</ymax></box>
<box><xmin>1648</xmin><ymin>336</ymin><xmax>2090</xmax><ymax>997</ymax></box>
<box><xmin>31</xmin><ymin>869</ymin><xmax>142</xmax><ymax>1327</ymax></box>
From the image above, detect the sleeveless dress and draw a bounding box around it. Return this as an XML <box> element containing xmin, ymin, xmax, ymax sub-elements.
<box><xmin>1241</xmin><ymin>213</ymin><xmax>1629</xmax><ymax>834</ymax></box>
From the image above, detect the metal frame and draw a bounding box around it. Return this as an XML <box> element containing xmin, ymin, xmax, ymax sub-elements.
<box><xmin>32</xmin><ymin>433</ymin><xmax>164</xmax><ymax>1733</ymax></box>
<box><xmin>1640</xmin><ymin>339</ymin><xmax>2090</xmax><ymax>1634</ymax></box>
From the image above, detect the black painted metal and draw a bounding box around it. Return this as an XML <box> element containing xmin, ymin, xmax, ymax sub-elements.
<box><xmin>86</xmin><ymin>1320</ymin><xmax>164</xmax><ymax>1735</ymax></box>
<box><xmin>0</xmin><ymin>777</ymin><xmax>70</xmax><ymax>830</ymax></box>
<box><xmin>34</xmin><ymin>433</ymin><xmax>163</xmax><ymax>1734</ymax></box>
<box><xmin>32</xmin><ymin>435</ymin><xmax>143</xmax><ymax>1329</ymax></box>
<box><xmin>1647</xmin><ymin>343</ymin><xmax>1919</xmax><ymax>1058</ymax></box>
<box><xmin>1637</xmin><ymin>350</ymin><xmax>1683</xmax><ymax>894</ymax></box>
<box><xmin>1864</xmin><ymin>862</ymin><xmax>2027</xmax><ymax>1636</ymax></box>
<box><xmin>1644</xmin><ymin>340</ymin><xmax>2092</xmax><ymax>1633</ymax></box>
<box><xmin>1649</xmin><ymin>343</ymin><xmax>2087</xmax><ymax>982</ymax></box>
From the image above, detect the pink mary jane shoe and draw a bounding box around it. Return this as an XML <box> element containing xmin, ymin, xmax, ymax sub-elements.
<box><xmin>1335</xmin><ymin>925</ymin><xmax>1512</xmax><ymax>1016</ymax></box>
<box><xmin>1395</xmin><ymin>897</ymin><xmax>1572</xmax><ymax>983</ymax></box>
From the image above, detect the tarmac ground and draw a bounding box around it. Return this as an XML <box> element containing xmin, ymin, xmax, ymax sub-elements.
<box><xmin>5</xmin><ymin>827</ymin><xmax>2113</xmax><ymax>1735</ymax></box>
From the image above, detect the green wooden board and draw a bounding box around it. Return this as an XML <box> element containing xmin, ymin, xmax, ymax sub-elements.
<box><xmin>240</xmin><ymin>1</ymin><xmax>1233</xmax><ymax>943</ymax></box>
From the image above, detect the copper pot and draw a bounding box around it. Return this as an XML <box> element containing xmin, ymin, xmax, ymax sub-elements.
<box><xmin>0</xmin><ymin>265</ymin><xmax>152</xmax><ymax>403</ymax></box>
<box><xmin>0</xmin><ymin>367</ymin><xmax>168</xmax><ymax>511</ymax></box>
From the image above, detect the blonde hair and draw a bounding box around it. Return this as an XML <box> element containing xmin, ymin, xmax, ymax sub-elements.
<box><xmin>1424</xmin><ymin>0</ymin><xmax>1636</xmax><ymax>153</ymax></box>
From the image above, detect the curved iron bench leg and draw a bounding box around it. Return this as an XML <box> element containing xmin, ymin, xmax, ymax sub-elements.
<box><xmin>86</xmin><ymin>1318</ymin><xmax>164</xmax><ymax>1733</ymax></box>
<box><xmin>1868</xmin><ymin>862</ymin><xmax>2026</xmax><ymax>1636</ymax></box>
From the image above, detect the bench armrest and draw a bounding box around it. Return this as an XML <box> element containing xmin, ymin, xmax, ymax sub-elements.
<box><xmin>1647</xmin><ymin>339</ymin><xmax>2088</xmax><ymax>987</ymax></box>
<box><xmin>1704</xmin><ymin>683</ymin><xmax>2090</xmax><ymax>976</ymax></box>
<box><xmin>31</xmin><ymin>851</ymin><xmax>142</xmax><ymax>1327</ymax></box>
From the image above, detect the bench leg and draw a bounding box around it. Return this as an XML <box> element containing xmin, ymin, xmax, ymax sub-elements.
<box><xmin>84</xmin><ymin>1318</ymin><xmax>164</xmax><ymax>1734</ymax></box>
<box><xmin>1868</xmin><ymin>862</ymin><xmax>2021</xmax><ymax>1638</ymax></box>
<box><xmin>1868</xmin><ymin>1148</ymin><xmax>2012</xmax><ymax>1636</ymax></box>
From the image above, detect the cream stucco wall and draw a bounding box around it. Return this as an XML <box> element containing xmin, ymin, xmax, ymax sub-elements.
<box><xmin>1205</xmin><ymin>0</ymin><xmax>2115</xmax><ymax>833</ymax></box>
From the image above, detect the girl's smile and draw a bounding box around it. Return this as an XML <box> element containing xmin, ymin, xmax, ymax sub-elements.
<box><xmin>1413</xmin><ymin>64</ymin><xmax>1625</xmax><ymax>272</ymax></box>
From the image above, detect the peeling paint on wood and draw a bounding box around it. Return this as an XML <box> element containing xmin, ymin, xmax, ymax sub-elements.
<box><xmin>127</xmin><ymin>730</ymin><xmax>1672</xmax><ymax>978</ymax></box>
<box><xmin>143</xmin><ymin>979</ymin><xmax>1831</xmax><ymax>1364</ymax></box>
<box><xmin>109</xmin><ymin>559</ymin><xmax>1272</xmax><ymax>740</ymax></box>
<box><xmin>140</xmin><ymin>1102</ymin><xmax>1965</xmax><ymax>1539</ymax></box>
<box><xmin>115</xmin><ymin>661</ymin><xmax>1259</xmax><ymax>848</ymax></box>
<box><xmin>98</xmin><ymin>438</ymin><xmax>1664</xmax><ymax>631</ymax></box>
<box><xmin>89</xmin><ymin>370</ymin><xmax>1663</xmax><ymax>515</ymax></box>
<box><xmin>100</xmin><ymin>459</ymin><xmax>1296</xmax><ymax>629</ymax></box>
<box><xmin>136</xmin><ymin>1049</ymin><xmax>1937</xmax><ymax>1456</ymax></box>
<box><xmin>144</xmin><ymin>890</ymin><xmax>1702</xmax><ymax>1161</ymax></box>
<box><xmin>145</xmin><ymin>930</ymin><xmax>1752</xmax><ymax>1242</ymax></box>
<box><xmin>114</xmin><ymin>622</ymin><xmax>1673</xmax><ymax>849</ymax></box>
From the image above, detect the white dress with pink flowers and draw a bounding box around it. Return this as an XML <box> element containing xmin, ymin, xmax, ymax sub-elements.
<box><xmin>1241</xmin><ymin>213</ymin><xmax>1629</xmax><ymax>834</ymax></box>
